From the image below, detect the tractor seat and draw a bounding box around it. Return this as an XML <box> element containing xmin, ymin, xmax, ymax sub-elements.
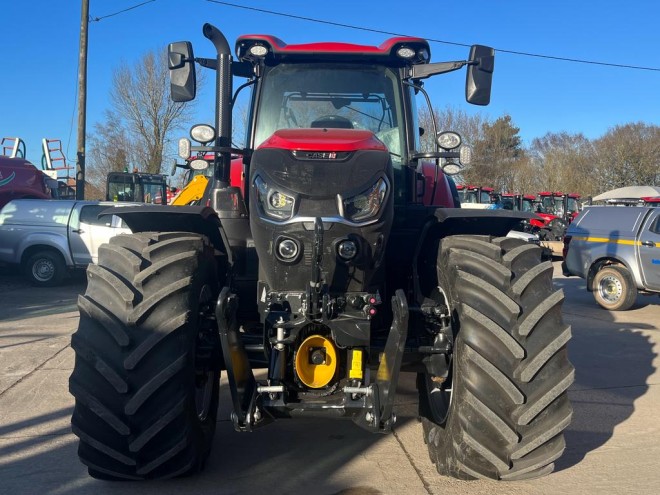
<box><xmin>310</xmin><ymin>115</ymin><xmax>353</xmax><ymax>129</ymax></box>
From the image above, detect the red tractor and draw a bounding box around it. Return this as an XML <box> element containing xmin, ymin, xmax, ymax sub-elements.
<box><xmin>69</xmin><ymin>24</ymin><xmax>573</xmax><ymax>482</ymax></box>
<box><xmin>533</xmin><ymin>192</ymin><xmax>582</xmax><ymax>241</ymax></box>
<box><xmin>538</xmin><ymin>191</ymin><xmax>581</xmax><ymax>223</ymax></box>
<box><xmin>456</xmin><ymin>183</ymin><xmax>496</xmax><ymax>206</ymax></box>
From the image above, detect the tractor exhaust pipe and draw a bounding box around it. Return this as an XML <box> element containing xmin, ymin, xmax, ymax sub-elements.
<box><xmin>203</xmin><ymin>23</ymin><xmax>232</xmax><ymax>187</ymax></box>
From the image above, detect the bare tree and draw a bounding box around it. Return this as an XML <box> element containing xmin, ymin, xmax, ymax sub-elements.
<box><xmin>86</xmin><ymin>111</ymin><xmax>136</xmax><ymax>188</ymax></box>
<box><xmin>592</xmin><ymin>123</ymin><xmax>660</xmax><ymax>192</ymax></box>
<box><xmin>530</xmin><ymin>132</ymin><xmax>597</xmax><ymax>196</ymax></box>
<box><xmin>87</xmin><ymin>49</ymin><xmax>197</xmax><ymax>190</ymax></box>
<box><xmin>111</xmin><ymin>50</ymin><xmax>195</xmax><ymax>174</ymax></box>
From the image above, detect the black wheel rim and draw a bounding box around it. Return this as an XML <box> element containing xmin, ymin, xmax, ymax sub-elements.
<box><xmin>424</xmin><ymin>288</ymin><xmax>454</xmax><ymax>425</ymax></box>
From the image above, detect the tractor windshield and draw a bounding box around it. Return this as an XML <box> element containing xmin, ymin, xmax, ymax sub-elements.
<box><xmin>522</xmin><ymin>198</ymin><xmax>535</xmax><ymax>212</ymax></box>
<box><xmin>460</xmin><ymin>190</ymin><xmax>478</xmax><ymax>203</ymax></box>
<box><xmin>541</xmin><ymin>196</ymin><xmax>555</xmax><ymax>213</ymax></box>
<box><xmin>254</xmin><ymin>63</ymin><xmax>405</xmax><ymax>165</ymax></box>
<box><xmin>566</xmin><ymin>197</ymin><xmax>580</xmax><ymax>213</ymax></box>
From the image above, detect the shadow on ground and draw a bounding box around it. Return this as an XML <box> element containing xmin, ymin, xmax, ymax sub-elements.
<box><xmin>0</xmin><ymin>267</ymin><xmax>86</xmax><ymax>322</ymax></box>
<box><xmin>553</xmin><ymin>275</ymin><xmax>657</xmax><ymax>472</ymax></box>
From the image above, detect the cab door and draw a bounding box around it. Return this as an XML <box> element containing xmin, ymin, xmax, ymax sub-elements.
<box><xmin>638</xmin><ymin>209</ymin><xmax>660</xmax><ymax>291</ymax></box>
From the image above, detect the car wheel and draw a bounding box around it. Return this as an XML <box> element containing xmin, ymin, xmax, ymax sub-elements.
<box><xmin>593</xmin><ymin>265</ymin><xmax>637</xmax><ymax>311</ymax></box>
<box><xmin>24</xmin><ymin>250</ymin><xmax>66</xmax><ymax>286</ymax></box>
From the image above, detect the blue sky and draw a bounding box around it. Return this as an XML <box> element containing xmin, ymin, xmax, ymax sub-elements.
<box><xmin>2</xmin><ymin>0</ymin><xmax>659</xmax><ymax>166</ymax></box>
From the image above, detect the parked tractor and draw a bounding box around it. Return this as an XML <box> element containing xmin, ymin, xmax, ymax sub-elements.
<box><xmin>69</xmin><ymin>24</ymin><xmax>573</xmax><ymax>482</ymax></box>
<box><xmin>538</xmin><ymin>191</ymin><xmax>581</xmax><ymax>224</ymax></box>
<box><xmin>456</xmin><ymin>184</ymin><xmax>496</xmax><ymax>208</ymax></box>
<box><xmin>106</xmin><ymin>171</ymin><xmax>169</xmax><ymax>204</ymax></box>
<box><xmin>533</xmin><ymin>191</ymin><xmax>582</xmax><ymax>241</ymax></box>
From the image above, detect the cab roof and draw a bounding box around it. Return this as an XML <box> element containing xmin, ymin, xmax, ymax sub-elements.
<box><xmin>235</xmin><ymin>35</ymin><xmax>432</xmax><ymax>66</ymax></box>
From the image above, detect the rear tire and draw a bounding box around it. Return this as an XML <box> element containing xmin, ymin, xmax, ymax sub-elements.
<box><xmin>592</xmin><ymin>265</ymin><xmax>637</xmax><ymax>311</ymax></box>
<box><xmin>419</xmin><ymin>235</ymin><xmax>574</xmax><ymax>480</ymax></box>
<box><xmin>69</xmin><ymin>232</ymin><xmax>223</xmax><ymax>480</ymax></box>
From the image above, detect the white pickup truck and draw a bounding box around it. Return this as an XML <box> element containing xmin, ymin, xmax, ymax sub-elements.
<box><xmin>563</xmin><ymin>205</ymin><xmax>660</xmax><ymax>310</ymax></box>
<box><xmin>0</xmin><ymin>199</ymin><xmax>133</xmax><ymax>286</ymax></box>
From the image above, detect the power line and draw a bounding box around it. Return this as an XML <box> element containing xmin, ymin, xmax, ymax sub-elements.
<box><xmin>206</xmin><ymin>0</ymin><xmax>660</xmax><ymax>72</ymax></box>
<box><xmin>90</xmin><ymin>0</ymin><xmax>156</xmax><ymax>22</ymax></box>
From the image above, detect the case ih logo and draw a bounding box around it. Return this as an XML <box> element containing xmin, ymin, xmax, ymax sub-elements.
<box><xmin>295</xmin><ymin>151</ymin><xmax>338</xmax><ymax>160</ymax></box>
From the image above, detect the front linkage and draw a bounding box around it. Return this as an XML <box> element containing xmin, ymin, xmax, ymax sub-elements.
<box><xmin>216</xmin><ymin>218</ymin><xmax>409</xmax><ymax>433</ymax></box>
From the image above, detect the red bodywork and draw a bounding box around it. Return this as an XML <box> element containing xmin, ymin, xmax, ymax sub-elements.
<box><xmin>236</xmin><ymin>35</ymin><xmax>430</xmax><ymax>61</ymax></box>
<box><xmin>418</xmin><ymin>162</ymin><xmax>455</xmax><ymax>207</ymax></box>
<box><xmin>0</xmin><ymin>155</ymin><xmax>52</xmax><ymax>209</ymax></box>
<box><xmin>259</xmin><ymin>129</ymin><xmax>388</xmax><ymax>152</ymax></box>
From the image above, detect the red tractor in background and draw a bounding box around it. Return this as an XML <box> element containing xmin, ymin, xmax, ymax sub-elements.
<box><xmin>499</xmin><ymin>192</ymin><xmax>537</xmax><ymax>212</ymax></box>
<box><xmin>69</xmin><ymin>24</ymin><xmax>573</xmax><ymax>482</ymax></box>
<box><xmin>533</xmin><ymin>191</ymin><xmax>582</xmax><ymax>241</ymax></box>
<box><xmin>538</xmin><ymin>191</ymin><xmax>581</xmax><ymax>223</ymax></box>
<box><xmin>455</xmin><ymin>184</ymin><xmax>496</xmax><ymax>207</ymax></box>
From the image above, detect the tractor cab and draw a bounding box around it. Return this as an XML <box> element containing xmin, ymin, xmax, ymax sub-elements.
<box><xmin>106</xmin><ymin>171</ymin><xmax>169</xmax><ymax>204</ymax></box>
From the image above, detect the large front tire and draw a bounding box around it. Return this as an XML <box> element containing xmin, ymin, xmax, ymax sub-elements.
<box><xmin>419</xmin><ymin>235</ymin><xmax>574</xmax><ymax>480</ymax></box>
<box><xmin>69</xmin><ymin>232</ymin><xmax>223</xmax><ymax>480</ymax></box>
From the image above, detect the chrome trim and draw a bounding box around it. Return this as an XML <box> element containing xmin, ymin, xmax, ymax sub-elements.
<box><xmin>256</xmin><ymin>214</ymin><xmax>381</xmax><ymax>228</ymax></box>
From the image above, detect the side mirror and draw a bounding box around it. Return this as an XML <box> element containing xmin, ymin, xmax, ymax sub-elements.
<box><xmin>466</xmin><ymin>45</ymin><xmax>494</xmax><ymax>106</ymax></box>
<box><xmin>168</xmin><ymin>41</ymin><xmax>196</xmax><ymax>102</ymax></box>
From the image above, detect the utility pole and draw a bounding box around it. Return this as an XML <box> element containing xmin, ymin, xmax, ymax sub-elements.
<box><xmin>76</xmin><ymin>0</ymin><xmax>89</xmax><ymax>199</ymax></box>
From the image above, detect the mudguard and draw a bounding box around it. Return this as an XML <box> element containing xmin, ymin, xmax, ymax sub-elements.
<box><xmin>411</xmin><ymin>208</ymin><xmax>537</xmax><ymax>306</ymax></box>
<box><xmin>103</xmin><ymin>205</ymin><xmax>231</xmax><ymax>261</ymax></box>
<box><xmin>432</xmin><ymin>208</ymin><xmax>535</xmax><ymax>237</ymax></box>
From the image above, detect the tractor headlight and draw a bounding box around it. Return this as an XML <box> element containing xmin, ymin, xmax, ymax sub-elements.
<box><xmin>276</xmin><ymin>237</ymin><xmax>300</xmax><ymax>261</ymax></box>
<box><xmin>190</xmin><ymin>124</ymin><xmax>216</xmax><ymax>144</ymax></box>
<box><xmin>254</xmin><ymin>175</ymin><xmax>295</xmax><ymax>220</ymax></box>
<box><xmin>341</xmin><ymin>177</ymin><xmax>388</xmax><ymax>223</ymax></box>
<box><xmin>437</xmin><ymin>131</ymin><xmax>461</xmax><ymax>150</ymax></box>
<box><xmin>337</xmin><ymin>240</ymin><xmax>358</xmax><ymax>260</ymax></box>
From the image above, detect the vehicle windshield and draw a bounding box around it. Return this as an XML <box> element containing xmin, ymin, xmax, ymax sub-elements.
<box><xmin>522</xmin><ymin>199</ymin><xmax>535</xmax><ymax>212</ymax></box>
<box><xmin>141</xmin><ymin>181</ymin><xmax>166</xmax><ymax>204</ymax></box>
<box><xmin>566</xmin><ymin>197</ymin><xmax>580</xmax><ymax>213</ymax></box>
<box><xmin>501</xmin><ymin>197</ymin><xmax>515</xmax><ymax>210</ymax></box>
<box><xmin>480</xmin><ymin>191</ymin><xmax>491</xmax><ymax>203</ymax></box>
<box><xmin>541</xmin><ymin>196</ymin><xmax>555</xmax><ymax>213</ymax></box>
<box><xmin>254</xmin><ymin>63</ymin><xmax>405</xmax><ymax>165</ymax></box>
<box><xmin>461</xmin><ymin>190</ymin><xmax>478</xmax><ymax>203</ymax></box>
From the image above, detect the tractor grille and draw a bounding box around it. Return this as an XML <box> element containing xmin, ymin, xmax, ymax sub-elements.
<box><xmin>297</xmin><ymin>197</ymin><xmax>338</xmax><ymax>217</ymax></box>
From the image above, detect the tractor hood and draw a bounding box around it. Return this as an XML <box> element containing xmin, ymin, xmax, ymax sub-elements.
<box><xmin>259</xmin><ymin>128</ymin><xmax>388</xmax><ymax>153</ymax></box>
<box><xmin>253</xmin><ymin>128</ymin><xmax>391</xmax><ymax>198</ymax></box>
